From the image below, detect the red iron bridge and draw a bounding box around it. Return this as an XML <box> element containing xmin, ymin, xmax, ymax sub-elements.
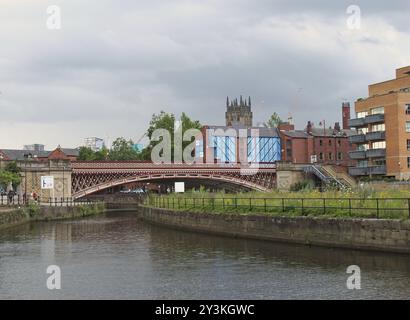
<box><xmin>71</xmin><ymin>161</ymin><xmax>277</xmax><ymax>199</ymax></box>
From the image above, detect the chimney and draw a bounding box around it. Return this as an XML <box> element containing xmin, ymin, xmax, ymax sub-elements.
<box><xmin>278</xmin><ymin>123</ymin><xmax>295</xmax><ymax>131</ymax></box>
<box><xmin>342</xmin><ymin>102</ymin><xmax>350</xmax><ymax>130</ymax></box>
<box><xmin>306</xmin><ymin>121</ymin><xmax>313</xmax><ymax>134</ymax></box>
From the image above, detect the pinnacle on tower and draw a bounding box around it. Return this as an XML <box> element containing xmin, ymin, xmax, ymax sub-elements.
<box><xmin>248</xmin><ymin>96</ymin><xmax>251</xmax><ymax>107</ymax></box>
<box><xmin>226</xmin><ymin>96</ymin><xmax>229</xmax><ymax>107</ymax></box>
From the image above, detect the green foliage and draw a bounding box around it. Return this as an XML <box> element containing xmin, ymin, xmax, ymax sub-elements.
<box><xmin>5</xmin><ymin>161</ymin><xmax>20</xmax><ymax>174</ymax></box>
<box><xmin>142</xmin><ymin>111</ymin><xmax>202</xmax><ymax>161</ymax></box>
<box><xmin>146</xmin><ymin>188</ymin><xmax>410</xmax><ymax>220</ymax></box>
<box><xmin>264</xmin><ymin>112</ymin><xmax>283</xmax><ymax>128</ymax></box>
<box><xmin>78</xmin><ymin>146</ymin><xmax>109</xmax><ymax>161</ymax></box>
<box><xmin>108</xmin><ymin>138</ymin><xmax>140</xmax><ymax>161</ymax></box>
<box><xmin>27</xmin><ymin>201</ymin><xmax>40</xmax><ymax>218</ymax></box>
<box><xmin>289</xmin><ymin>180</ymin><xmax>315</xmax><ymax>192</ymax></box>
<box><xmin>0</xmin><ymin>161</ymin><xmax>21</xmax><ymax>190</ymax></box>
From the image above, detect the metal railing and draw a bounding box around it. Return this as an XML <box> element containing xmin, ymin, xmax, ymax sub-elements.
<box><xmin>145</xmin><ymin>196</ymin><xmax>410</xmax><ymax>219</ymax></box>
<box><xmin>0</xmin><ymin>195</ymin><xmax>96</xmax><ymax>207</ymax></box>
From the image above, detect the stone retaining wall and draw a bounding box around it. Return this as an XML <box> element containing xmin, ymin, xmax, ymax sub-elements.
<box><xmin>140</xmin><ymin>206</ymin><xmax>410</xmax><ymax>254</ymax></box>
<box><xmin>0</xmin><ymin>203</ymin><xmax>105</xmax><ymax>230</ymax></box>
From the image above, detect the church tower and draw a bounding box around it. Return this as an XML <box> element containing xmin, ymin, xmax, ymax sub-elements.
<box><xmin>225</xmin><ymin>96</ymin><xmax>253</xmax><ymax>127</ymax></box>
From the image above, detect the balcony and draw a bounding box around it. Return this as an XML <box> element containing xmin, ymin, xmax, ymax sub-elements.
<box><xmin>366</xmin><ymin>148</ymin><xmax>386</xmax><ymax>158</ymax></box>
<box><xmin>348</xmin><ymin>134</ymin><xmax>366</xmax><ymax>144</ymax></box>
<box><xmin>349</xmin><ymin>165</ymin><xmax>387</xmax><ymax>176</ymax></box>
<box><xmin>348</xmin><ymin>167</ymin><xmax>369</xmax><ymax>176</ymax></box>
<box><xmin>348</xmin><ymin>118</ymin><xmax>366</xmax><ymax>127</ymax></box>
<box><xmin>348</xmin><ymin>114</ymin><xmax>385</xmax><ymax>128</ymax></box>
<box><xmin>370</xmin><ymin>165</ymin><xmax>387</xmax><ymax>175</ymax></box>
<box><xmin>366</xmin><ymin>131</ymin><xmax>385</xmax><ymax>141</ymax></box>
<box><xmin>349</xmin><ymin>150</ymin><xmax>366</xmax><ymax>160</ymax></box>
<box><xmin>364</xmin><ymin>113</ymin><xmax>385</xmax><ymax>124</ymax></box>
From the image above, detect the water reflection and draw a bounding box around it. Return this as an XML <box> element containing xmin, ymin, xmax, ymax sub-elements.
<box><xmin>0</xmin><ymin>211</ymin><xmax>409</xmax><ymax>299</ymax></box>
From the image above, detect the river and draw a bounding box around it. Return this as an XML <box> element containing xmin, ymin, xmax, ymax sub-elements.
<box><xmin>0</xmin><ymin>210</ymin><xmax>410</xmax><ymax>299</ymax></box>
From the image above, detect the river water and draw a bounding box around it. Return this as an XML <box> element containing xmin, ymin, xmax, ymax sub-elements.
<box><xmin>0</xmin><ymin>210</ymin><xmax>410</xmax><ymax>300</ymax></box>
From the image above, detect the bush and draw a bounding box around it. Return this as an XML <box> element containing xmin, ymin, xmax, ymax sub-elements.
<box><xmin>289</xmin><ymin>180</ymin><xmax>315</xmax><ymax>192</ymax></box>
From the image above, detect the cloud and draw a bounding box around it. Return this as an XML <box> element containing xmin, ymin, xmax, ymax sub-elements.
<box><xmin>0</xmin><ymin>0</ymin><xmax>410</xmax><ymax>149</ymax></box>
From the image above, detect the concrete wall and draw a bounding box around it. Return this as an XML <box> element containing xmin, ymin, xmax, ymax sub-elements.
<box><xmin>141</xmin><ymin>206</ymin><xmax>410</xmax><ymax>254</ymax></box>
<box><xmin>0</xmin><ymin>203</ymin><xmax>105</xmax><ymax>230</ymax></box>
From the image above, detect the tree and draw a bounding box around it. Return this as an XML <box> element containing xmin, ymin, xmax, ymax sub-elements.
<box><xmin>0</xmin><ymin>161</ymin><xmax>21</xmax><ymax>191</ymax></box>
<box><xmin>108</xmin><ymin>137</ymin><xmax>139</xmax><ymax>161</ymax></box>
<box><xmin>141</xmin><ymin>111</ymin><xmax>201</xmax><ymax>161</ymax></box>
<box><xmin>79</xmin><ymin>146</ymin><xmax>109</xmax><ymax>161</ymax></box>
<box><xmin>264</xmin><ymin>112</ymin><xmax>283</xmax><ymax>128</ymax></box>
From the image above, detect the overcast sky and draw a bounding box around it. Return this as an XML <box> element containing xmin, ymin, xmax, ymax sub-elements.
<box><xmin>1</xmin><ymin>0</ymin><xmax>410</xmax><ymax>149</ymax></box>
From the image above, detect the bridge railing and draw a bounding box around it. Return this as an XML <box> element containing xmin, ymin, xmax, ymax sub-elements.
<box><xmin>145</xmin><ymin>196</ymin><xmax>410</xmax><ymax>220</ymax></box>
<box><xmin>0</xmin><ymin>195</ymin><xmax>98</xmax><ymax>207</ymax></box>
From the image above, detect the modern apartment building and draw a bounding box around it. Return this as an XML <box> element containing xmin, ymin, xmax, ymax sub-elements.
<box><xmin>348</xmin><ymin>66</ymin><xmax>410</xmax><ymax>179</ymax></box>
<box><xmin>84</xmin><ymin>137</ymin><xmax>105</xmax><ymax>152</ymax></box>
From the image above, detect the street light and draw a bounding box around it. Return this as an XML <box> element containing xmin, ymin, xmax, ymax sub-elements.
<box><xmin>23</xmin><ymin>153</ymin><xmax>33</xmax><ymax>204</ymax></box>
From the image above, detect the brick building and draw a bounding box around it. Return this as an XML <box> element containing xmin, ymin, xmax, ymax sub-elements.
<box><xmin>348</xmin><ymin>66</ymin><xmax>410</xmax><ymax>179</ymax></box>
<box><xmin>278</xmin><ymin>104</ymin><xmax>356</xmax><ymax>168</ymax></box>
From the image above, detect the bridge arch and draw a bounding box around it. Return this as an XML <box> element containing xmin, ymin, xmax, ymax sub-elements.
<box><xmin>71</xmin><ymin>162</ymin><xmax>276</xmax><ymax>199</ymax></box>
<box><xmin>73</xmin><ymin>173</ymin><xmax>272</xmax><ymax>199</ymax></box>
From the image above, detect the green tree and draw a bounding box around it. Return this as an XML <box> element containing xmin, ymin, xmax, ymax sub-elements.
<box><xmin>0</xmin><ymin>161</ymin><xmax>21</xmax><ymax>190</ymax></box>
<box><xmin>79</xmin><ymin>146</ymin><xmax>109</xmax><ymax>161</ymax></box>
<box><xmin>264</xmin><ymin>112</ymin><xmax>283</xmax><ymax>128</ymax></box>
<box><xmin>108</xmin><ymin>137</ymin><xmax>139</xmax><ymax>161</ymax></box>
<box><xmin>142</xmin><ymin>111</ymin><xmax>201</xmax><ymax>161</ymax></box>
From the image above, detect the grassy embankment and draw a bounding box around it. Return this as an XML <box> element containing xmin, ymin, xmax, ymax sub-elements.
<box><xmin>146</xmin><ymin>188</ymin><xmax>410</xmax><ymax>219</ymax></box>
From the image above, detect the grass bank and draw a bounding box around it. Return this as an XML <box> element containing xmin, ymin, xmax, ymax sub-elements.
<box><xmin>145</xmin><ymin>189</ymin><xmax>410</xmax><ymax>220</ymax></box>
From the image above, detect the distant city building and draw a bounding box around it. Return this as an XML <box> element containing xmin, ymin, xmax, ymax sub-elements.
<box><xmin>133</xmin><ymin>144</ymin><xmax>144</xmax><ymax>152</ymax></box>
<box><xmin>84</xmin><ymin>137</ymin><xmax>105</xmax><ymax>152</ymax></box>
<box><xmin>348</xmin><ymin>66</ymin><xmax>410</xmax><ymax>179</ymax></box>
<box><xmin>225</xmin><ymin>96</ymin><xmax>253</xmax><ymax>127</ymax></box>
<box><xmin>24</xmin><ymin>144</ymin><xmax>45</xmax><ymax>152</ymax></box>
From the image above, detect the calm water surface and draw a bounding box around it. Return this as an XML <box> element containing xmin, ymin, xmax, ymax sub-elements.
<box><xmin>1</xmin><ymin>211</ymin><xmax>410</xmax><ymax>299</ymax></box>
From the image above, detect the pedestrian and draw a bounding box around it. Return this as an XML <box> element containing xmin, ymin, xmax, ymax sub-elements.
<box><xmin>8</xmin><ymin>190</ymin><xmax>13</xmax><ymax>204</ymax></box>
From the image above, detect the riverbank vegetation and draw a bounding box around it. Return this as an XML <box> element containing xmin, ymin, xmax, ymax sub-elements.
<box><xmin>145</xmin><ymin>187</ymin><xmax>410</xmax><ymax>220</ymax></box>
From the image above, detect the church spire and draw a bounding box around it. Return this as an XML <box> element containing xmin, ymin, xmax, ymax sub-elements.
<box><xmin>226</xmin><ymin>96</ymin><xmax>229</xmax><ymax>107</ymax></box>
<box><xmin>248</xmin><ymin>96</ymin><xmax>251</xmax><ymax>107</ymax></box>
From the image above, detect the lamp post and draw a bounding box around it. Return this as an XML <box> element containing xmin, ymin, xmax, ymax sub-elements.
<box><xmin>23</xmin><ymin>153</ymin><xmax>33</xmax><ymax>204</ymax></box>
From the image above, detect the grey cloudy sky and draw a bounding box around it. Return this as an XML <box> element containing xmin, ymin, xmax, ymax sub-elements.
<box><xmin>1</xmin><ymin>0</ymin><xmax>410</xmax><ymax>149</ymax></box>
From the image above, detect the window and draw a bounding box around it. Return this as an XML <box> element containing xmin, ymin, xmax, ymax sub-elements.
<box><xmin>372</xmin><ymin>141</ymin><xmax>386</xmax><ymax>149</ymax></box>
<box><xmin>328</xmin><ymin>153</ymin><xmax>333</xmax><ymax>160</ymax></box>
<box><xmin>406</xmin><ymin>122</ymin><xmax>410</xmax><ymax>132</ymax></box>
<box><xmin>358</xmin><ymin>128</ymin><xmax>368</xmax><ymax>134</ymax></box>
<box><xmin>357</xmin><ymin>111</ymin><xmax>368</xmax><ymax>119</ymax></box>
<box><xmin>358</xmin><ymin>160</ymin><xmax>368</xmax><ymax>168</ymax></box>
<box><xmin>328</xmin><ymin>139</ymin><xmax>332</xmax><ymax>146</ymax></box>
<box><xmin>407</xmin><ymin>139</ymin><xmax>410</xmax><ymax>151</ymax></box>
<box><xmin>406</xmin><ymin>104</ymin><xmax>410</xmax><ymax>115</ymax></box>
<box><xmin>371</xmin><ymin>107</ymin><xmax>384</xmax><ymax>115</ymax></box>
<box><xmin>337</xmin><ymin>140</ymin><xmax>341</xmax><ymax>147</ymax></box>
<box><xmin>358</xmin><ymin>144</ymin><xmax>369</xmax><ymax>151</ymax></box>
<box><xmin>338</xmin><ymin>152</ymin><xmax>342</xmax><ymax>160</ymax></box>
<box><xmin>319</xmin><ymin>153</ymin><xmax>323</xmax><ymax>160</ymax></box>
<box><xmin>371</xmin><ymin>124</ymin><xmax>385</xmax><ymax>132</ymax></box>
<box><xmin>408</xmin><ymin>157</ymin><xmax>410</xmax><ymax>168</ymax></box>
<box><xmin>319</xmin><ymin>140</ymin><xmax>323</xmax><ymax>146</ymax></box>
